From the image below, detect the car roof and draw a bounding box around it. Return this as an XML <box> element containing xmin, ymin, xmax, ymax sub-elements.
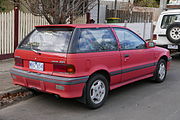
<box><xmin>161</xmin><ymin>9</ymin><xmax>180</xmax><ymax>15</ymax></box>
<box><xmin>35</xmin><ymin>24</ymin><xmax>126</xmax><ymax>29</ymax></box>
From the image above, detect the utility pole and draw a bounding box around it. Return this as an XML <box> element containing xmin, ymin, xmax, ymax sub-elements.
<box><xmin>160</xmin><ymin>0</ymin><xmax>167</xmax><ymax>12</ymax></box>
<box><xmin>115</xmin><ymin>0</ymin><xmax>117</xmax><ymax>10</ymax></box>
<box><xmin>114</xmin><ymin>0</ymin><xmax>117</xmax><ymax>18</ymax></box>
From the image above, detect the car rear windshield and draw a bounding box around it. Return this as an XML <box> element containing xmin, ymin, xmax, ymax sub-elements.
<box><xmin>18</xmin><ymin>27</ymin><xmax>74</xmax><ymax>53</ymax></box>
<box><xmin>161</xmin><ymin>14</ymin><xmax>180</xmax><ymax>29</ymax></box>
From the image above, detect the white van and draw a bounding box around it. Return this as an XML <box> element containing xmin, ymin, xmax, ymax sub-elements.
<box><xmin>153</xmin><ymin>9</ymin><xmax>180</xmax><ymax>53</ymax></box>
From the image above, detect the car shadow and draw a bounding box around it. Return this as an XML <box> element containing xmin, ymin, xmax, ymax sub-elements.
<box><xmin>34</xmin><ymin>78</ymin><xmax>156</xmax><ymax>111</ymax></box>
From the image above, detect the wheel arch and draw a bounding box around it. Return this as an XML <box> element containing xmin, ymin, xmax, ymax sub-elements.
<box><xmin>88</xmin><ymin>70</ymin><xmax>111</xmax><ymax>85</ymax></box>
<box><xmin>152</xmin><ymin>55</ymin><xmax>168</xmax><ymax>83</ymax></box>
<box><xmin>79</xmin><ymin>69</ymin><xmax>110</xmax><ymax>105</ymax></box>
<box><xmin>159</xmin><ymin>55</ymin><xmax>168</xmax><ymax>63</ymax></box>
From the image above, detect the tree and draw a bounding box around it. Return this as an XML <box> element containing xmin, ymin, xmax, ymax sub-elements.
<box><xmin>0</xmin><ymin>0</ymin><xmax>6</xmax><ymax>12</ymax></box>
<box><xmin>134</xmin><ymin>0</ymin><xmax>159</xmax><ymax>7</ymax></box>
<box><xmin>16</xmin><ymin>0</ymin><xmax>97</xmax><ymax>24</ymax></box>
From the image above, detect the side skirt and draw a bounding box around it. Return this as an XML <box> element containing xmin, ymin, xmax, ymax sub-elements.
<box><xmin>110</xmin><ymin>74</ymin><xmax>153</xmax><ymax>90</ymax></box>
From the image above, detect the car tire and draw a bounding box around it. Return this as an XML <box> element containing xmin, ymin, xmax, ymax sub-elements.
<box><xmin>166</xmin><ymin>22</ymin><xmax>180</xmax><ymax>44</ymax></box>
<box><xmin>152</xmin><ymin>59</ymin><xmax>167</xmax><ymax>83</ymax></box>
<box><xmin>86</xmin><ymin>74</ymin><xmax>109</xmax><ymax>109</ymax></box>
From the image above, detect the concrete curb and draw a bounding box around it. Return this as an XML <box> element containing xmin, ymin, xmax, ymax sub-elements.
<box><xmin>0</xmin><ymin>87</ymin><xmax>34</xmax><ymax>109</ymax></box>
<box><xmin>0</xmin><ymin>87</ymin><xmax>24</xmax><ymax>96</ymax></box>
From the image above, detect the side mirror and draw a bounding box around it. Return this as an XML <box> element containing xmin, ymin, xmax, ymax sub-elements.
<box><xmin>146</xmin><ymin>42</ymin><xmax>156</xmax><ymax>48</ymax></box>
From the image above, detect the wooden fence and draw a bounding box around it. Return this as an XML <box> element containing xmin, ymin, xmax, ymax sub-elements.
<box><xmin>101</xmin><ymin>1</ymin><xmax>129</xmax><ymax>10</ymax></box>
<box><xmin>106</xmin><ymin>9</ymin><xmax>153</xmax><ymax>23</ymax></box>
<box><xmin>73</xmin><ymin>15</ymin><xmax>87</xmax><ymax>24</ymax></box>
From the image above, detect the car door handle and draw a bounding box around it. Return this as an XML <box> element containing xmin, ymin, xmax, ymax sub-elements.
<box><xmin>124</xmin><ymin>54</ymin><xmax>130</xmax><ymax>57</ymax></box>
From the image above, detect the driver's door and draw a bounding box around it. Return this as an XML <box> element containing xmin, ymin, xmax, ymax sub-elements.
<box><xmin>113</xmin><ymin>28</ymin><xmax>155</xmax><ymax>82</ymax></box>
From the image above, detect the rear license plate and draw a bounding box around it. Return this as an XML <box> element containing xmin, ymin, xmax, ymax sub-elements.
<box><xmin>168</xmin><ymin>45</ymin><xmax>178</xmax><ymax>49</ymax></box>
<box><xmin>29</xmin><ymin>61</ymin><xmax>44</xmax><ymax>71</ymax></box>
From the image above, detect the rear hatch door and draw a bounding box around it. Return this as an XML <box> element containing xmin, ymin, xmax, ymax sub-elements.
<box><xmin>15</xmin><ymin>27</ymin><xmax>74</xmax><ymax>75</ymax></box>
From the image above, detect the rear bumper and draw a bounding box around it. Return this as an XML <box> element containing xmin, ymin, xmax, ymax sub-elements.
<box><xmin>10</xmin><ymin>68</ymin><xmax>88</xmax><ymax>98</ymax></box>
<box><xmin>156</xmin><ymin>45</ymin><xmax>180</xmax><ymax>52</ymax></box>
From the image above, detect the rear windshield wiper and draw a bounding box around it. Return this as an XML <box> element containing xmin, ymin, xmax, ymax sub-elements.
<box><xmin>30</xmin><ymin>45</ymin><xmax>41</xmax><ymax>55</ymax></box>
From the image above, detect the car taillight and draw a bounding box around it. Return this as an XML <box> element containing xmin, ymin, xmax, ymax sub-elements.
<box><xmin>153</xmin><ymin>34</ymin><xmax>157</xmax><ymax>40</ymax></box>
<box><xmin>53</xmin><ymin>64</ymin><xmax>75</xmax><ymax>74</ymax></box>
<box><xmin>15</xmin><ymin>58</ymin><xmax>23</xmax><ymax>67</ymax></box>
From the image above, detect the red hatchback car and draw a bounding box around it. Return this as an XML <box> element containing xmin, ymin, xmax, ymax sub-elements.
<box><xmin>11</xmin><ymin>24</ymin><xmax>171</xmax><ymax>109</ymax></box>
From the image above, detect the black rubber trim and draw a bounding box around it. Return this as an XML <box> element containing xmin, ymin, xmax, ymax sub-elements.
<box><xmin>158</xmin><ymin>34</ymin><xmax>166</xmax><ymax>37</ymax></box>
<box><xmin>110</xmin><ymin>62</ymin><xmax>157</xmax><ymax>76</ymax></box>
<box><xmin>10</xmin><ymin>68</ymin><xmax>88</xmax><ymax>85</ymax></box>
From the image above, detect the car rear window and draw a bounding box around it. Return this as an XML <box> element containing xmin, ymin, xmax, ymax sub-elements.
<box><xmin>18</xmin><ymin>28</ymin><xmax>74</xmax><ymax>53</ymax></box>
<box><xmin>161</xmin><ymin>14</ymin><xmax>180</xmax><ymax>29</ymax></box>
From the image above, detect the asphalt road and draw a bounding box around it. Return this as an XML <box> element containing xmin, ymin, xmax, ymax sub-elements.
<box><xmin>1</xmin><ymin>55</ymin><xmax>180</xmax><ymax>120</ymax></box>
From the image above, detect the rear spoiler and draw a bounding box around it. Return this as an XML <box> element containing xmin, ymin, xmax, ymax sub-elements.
<box><xmin>35</xmin><ymin>24</ymin><xmax>77</xmax><ymax>28</ymax></box>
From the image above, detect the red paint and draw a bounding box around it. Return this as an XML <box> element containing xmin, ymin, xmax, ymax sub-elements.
<box><xmin>11</xmin><ymin>24</ymin><xmax>171</xmax><ymax>98</ymax></box>
<box><xmin>120</xmin><ymin>49</ymin><xmax>155</xmax><ymax>82</ymax></box>
<box><xmin>12</xmin><ymin>74</ymin><xmax>85</xmax><ymax>98</ymax></box>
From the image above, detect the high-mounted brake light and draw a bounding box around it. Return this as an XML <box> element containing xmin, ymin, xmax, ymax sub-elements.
<box><xmin>15</xmin><ymin>58</ymin><xmax>23</xmax><ymax>67</ymax></box>
<box><xmin>53</xmin><ymin>64</ymin><xmax>75</xmax><ymax>74</ymax></box>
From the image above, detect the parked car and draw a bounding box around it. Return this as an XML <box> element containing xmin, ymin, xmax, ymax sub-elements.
<box><xmin>11</xmin><ymin>24</ymin><xmax>171</xmax><ymax>109</ymax></box>
<box><xmin>153</xmin><ymin>9</ymin><xmax>180</xmax><ymax>54</ymax></box>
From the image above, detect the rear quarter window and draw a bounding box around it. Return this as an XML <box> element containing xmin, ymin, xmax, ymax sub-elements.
<box><xmin>74</xmin><ymin>28</ymin><xmax>118</xmax><ymax>53</ymax></box>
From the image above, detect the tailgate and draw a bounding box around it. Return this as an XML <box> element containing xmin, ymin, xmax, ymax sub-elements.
<box><xmin>14</xmin><ymin>49</ymin><xmax>67</xmax><ymax>75</ymax></box>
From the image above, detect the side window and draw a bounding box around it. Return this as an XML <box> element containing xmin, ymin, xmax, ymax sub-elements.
<box><xmin>76</xmin><ymin>28</ymin><xmax>118</xmax><ymax>52</ymax></box>
<box><xmin>114</xmin><ymin>28</ymin><xmax>146</xmax><ymax>50</ymax></box>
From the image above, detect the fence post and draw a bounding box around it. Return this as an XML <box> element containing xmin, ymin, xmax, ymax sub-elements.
<box><xmin>86</xmin><ymin>12</ymin><xmax>90</xmax><ymax>24</ymax></box>
<box><xmin>14</xmin><ymin>3</ymin><xmax>19</xmax><ymax>51</ymax></box>
<box><xmin>97</xmin><ymin>0</ymin><xmax>100</xmax><ymax>23</ymax></box>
